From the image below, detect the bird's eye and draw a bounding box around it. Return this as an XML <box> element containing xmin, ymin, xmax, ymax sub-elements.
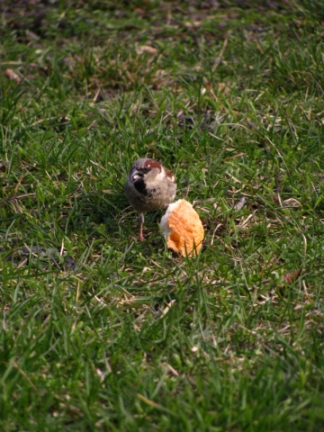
<box><xmin>142</xmin><ymin>166</ymin><xmax>150</xmax><ymax>173</ymax></box>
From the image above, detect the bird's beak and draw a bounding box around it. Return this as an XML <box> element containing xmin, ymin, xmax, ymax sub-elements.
<box><xmin>131</xmin><ymin>170</ymin><xmax>143</xmax><ymax>183</ymax></box>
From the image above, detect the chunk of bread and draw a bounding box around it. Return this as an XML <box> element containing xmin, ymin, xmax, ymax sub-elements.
<box><xmin>160</xmin><ymin>199</ymin><xmax>204</xmax><ymax>257</ymax></box>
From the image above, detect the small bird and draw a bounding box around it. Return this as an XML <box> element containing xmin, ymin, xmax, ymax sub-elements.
<box><xmin>125</xmin><ymin>158</ymin><xmax>177</xmax><ymax>241</ymax></box>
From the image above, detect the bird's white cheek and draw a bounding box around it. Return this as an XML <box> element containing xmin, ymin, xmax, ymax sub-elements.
<box><xmin>154</xmin><ymin>169</ymin><xmax>166</xmax><ymax>182</ymax></box>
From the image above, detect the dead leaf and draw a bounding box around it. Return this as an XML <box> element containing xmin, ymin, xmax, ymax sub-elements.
<box><xmin>282</xmin><ymin>198</ymin><xmax>301</xmax><ymax>208</ymax></box>
<box><xmin>184</xmin><ymin>20</ymin><xmax>203</xmax><ymax>28</ymax></box>
<box><xmin>235</xmin><ymin>197</ymin><xmax>246</xmax><ymax>211</ymax></box>
<box><xmin>5</xmin><ymin>68</ymin><xmax>21</xmax><ymax>84</ymax></box>
<box><xmin>282</xmin><ymin>269</ymin><xmax>302</xmax><ymax>284</ymax></box>
<box><xmin>217</xmin><ymin>82</ymin><xmax>230</xmax><ymax>94</ymax></box>
<box><xmin>87</xmin><ymin>120</ymin><xmax>97</xmax><ymax>130</ymax></box>
<box><xmin>136</xmin><ymin>45</ymin><xmax>158</xmax><ymax>55</ymax></box>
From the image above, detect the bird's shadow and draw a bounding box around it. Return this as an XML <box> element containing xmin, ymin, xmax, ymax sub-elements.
<box><xmin>64</xmin><ymin>189</ymin><xmax>168</xmax><ymax>250</ymax></box>
<box><xmin>62</xmin><ymin>189</ymin><xmax>127</xmax><ymax>238</ymax></box>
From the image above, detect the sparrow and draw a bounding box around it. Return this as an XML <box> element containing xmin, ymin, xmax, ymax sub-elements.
<box><xmin>125</xmin><ymin>158</ymin><xmax>177</xmax><ymax>241</ymax></box>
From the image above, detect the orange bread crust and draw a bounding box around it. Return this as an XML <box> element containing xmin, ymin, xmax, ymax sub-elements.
<box><xmin>161</xmin><ymin>199</ymin><xmax>204</xmax><ymax>256</ymax></box>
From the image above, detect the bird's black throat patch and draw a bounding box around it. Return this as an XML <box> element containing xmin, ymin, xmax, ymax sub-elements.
<box><xmin>134</xmin><ymin>178</ymin><xmax>148</xmax><ymax>196</ymax></box>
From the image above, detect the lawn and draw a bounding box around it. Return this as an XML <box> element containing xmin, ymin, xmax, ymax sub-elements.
<box><xmin>1</xmin><ymin>0</ymin><xmax>324</xmax><ymax>430</ymax></box>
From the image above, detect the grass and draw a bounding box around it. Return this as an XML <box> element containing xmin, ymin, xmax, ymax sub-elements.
<box><xmin>1</xmin><ymin>0</ymin><xmax>324</xmax><ymax>430</ymax></box>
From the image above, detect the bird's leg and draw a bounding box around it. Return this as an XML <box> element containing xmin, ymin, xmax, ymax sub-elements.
<box><xmin>138</xmin><ymin>212</ymin><xmax>145</xmax><ymax>241</ymax></box>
